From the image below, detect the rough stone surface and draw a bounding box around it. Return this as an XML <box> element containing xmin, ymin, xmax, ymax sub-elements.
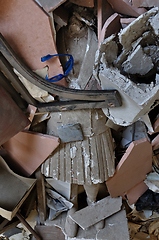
<box><xmin>97</xmin><ymin>66</ymin><xmax>159</xmax><ymax>127</ymax></box>
<box><xmin>122</xmin><ymin>45</ymin><xmax>154</xmax><ymax>75</ymax></box>
<box><xmin>119</xmin><ymin>8</ymin><xmax>158</xmax><ymax>51</ymax></box>
<box><xmin>69</xmin><ymin>196</ymin><xmax>122</xmax><ymax>230</ymax></box>
<box><xmin>44</xmin><ymin>209</ymin><xmax>129</xmax><ymax>240</ymax></box>
<box><xmin>97</xmin><ymin>209</ymin><xmax>130</xmax><ymax>240</ymax></box>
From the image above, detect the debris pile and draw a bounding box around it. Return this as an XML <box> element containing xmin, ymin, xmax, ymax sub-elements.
<box><xmin>1</xmin><ymin>1</ymin><xmax>159</xmax><ymax>240</ymax></box>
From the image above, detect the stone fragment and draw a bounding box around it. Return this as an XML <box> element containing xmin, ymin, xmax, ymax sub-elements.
<box><xmin>122</xmin><ymin>45</ymin><xmax>154</xmax><ymax>75</ymax></box>
<box><xmin>97</xmin><ymin>209</ymin><xmax>130</xmax><ymax>240</ymax></box>
<box><xmin>150</xmin><ymin>12</ymin><xmax>159</xmax><ymax>36</ymax></box>
<box><xmin>106</xmin><ymin>138</ymin><xmax>152</xmax><ymax>198</ymax></box>
<box><xmin>69</xmin><ymin>196</ymin><xmax>122</xmax><ymax>230</ymax></box>
<box><xmin>119</xmin><ymin>8</ymin><xmax>158</xmax><ymax>51</ymax></box>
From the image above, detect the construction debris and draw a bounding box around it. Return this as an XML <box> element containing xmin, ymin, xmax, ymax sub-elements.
<box><xmin>1</xmin><ymin>2</ymin><xmax>159</xmax><ymax>240</ymax></box>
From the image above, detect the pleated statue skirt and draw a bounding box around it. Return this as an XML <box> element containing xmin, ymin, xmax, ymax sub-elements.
<box><xmin>41</xmin><ymin>109</ymin><xmax>115</xmax><ymax>185</ymax></box>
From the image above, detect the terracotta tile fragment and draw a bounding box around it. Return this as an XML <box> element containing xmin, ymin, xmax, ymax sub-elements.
<box><xmin>98</xmin><ymin>0</ymin><xmax>114</xmax><ymax>43</ymax></box>
<box><xmin>132</xmin><ymin>0</ymin><xmax>159</xmax><ymax>8</ymax></box>
<box><xmin>0</xmin><ymin>85</ymin><xmax>30</xmax><ymax>146</ymax></box>
<box><xmin>0</xmin><ymin>0</ymin><xmax>67</xmax><ymax>87</ymax></box>
<box><xmin>35</xmin><ymin>0</ymin><xmax>67</xmax><ymax>12</ymax></box>
<box><xmin>106</xmin><ymin>138</ymin><xmax>152</xmax><ymax>198</ymax></box>
<box><xmin>69</xmin><ymin>0</ymin><xmax>94</xmax><ymax>8</ymax></box>
<box><xmin>2</xmin><ymin>131</ymin><xmax>60</xmax><ymax>177</ymax></box>
<box><xmin>98</xmin><ymin>13</ymin><xmax>122</xmax><ymax>45</ymax></box>
<box><xmin>126</xmin><ymin>182</ymin><xmax>149</xmax><ymax>205</ymax></box>
<box><xmin>107</xmin><ymin>0</ymin><xmax>147</xmax><ymax>17</ymax></box>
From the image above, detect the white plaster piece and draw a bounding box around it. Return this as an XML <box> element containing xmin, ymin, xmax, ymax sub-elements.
<box><xmin>122</xmin><ymin>45</ymin><xmax>154</xmax><ymax>75</ymax></box>
<box><xmin>69</xmin><ymin>196</ymin><xmax>122</xmax><ymax>230</ymax></box>
<box><xmin>150</xmin><ymin>12</ymin><xmax>159</xmax><ymax>36</ymax></box>
<box><xmin>97</xmin><ymin>68</ymin><xmax>159</xmax><ymax>127</ymax></box>
<box><xmin>119</xmin><ymin>7</ymin><xmax>159</xmax><ymax>51</ymax></box>
<box><xmin>96</xmin><ymin>209</ymin><xmax>130</xmax><ymax>240</ymax></box>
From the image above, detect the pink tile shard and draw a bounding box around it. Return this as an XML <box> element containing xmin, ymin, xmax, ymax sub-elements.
<box><xmin>0</xmin><ymin>0</ymin><xmax>67</xmax><ymax>87</ymax></box>
<box><xmin>107</xmin><ymin>0</ymin><xmax>147</xmax><ymax>18</ymax></box>
<box><xmin>126</xmin><ymin>182</ymin><xmax>149</xmax><ymax>205</ymax></box>
<box><xmin>98</xmin><ymin>0</ymin><xmax>114</xmax><ymax>43</ymax></box>
<box><xmin>106</xmin><ymin>138</ymin><xmax>152</xmax><ymax>198</ymax></box>
<box><xmin>0</xmin><ymin>85</ymin><xmax>30</xmax><ymax>146</ymax></box>
<box><xmin>2</xmin><ymin>131</ymin><xmax>60</xmax><ymax>177</ymax></box>
<box><xmin>98</xmin><ymin>13</ymin><xmax>122</xmax><ymax>46</ymax></box>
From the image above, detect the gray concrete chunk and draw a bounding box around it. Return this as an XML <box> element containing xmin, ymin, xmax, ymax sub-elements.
<box><xmin>122</xmin><ymin>45</ymin><xmax>154</xmax><ymax>75</ymax></box>
<box><xmin>69</xmin><ymin>196</ymin><xmax>122</xmax><ymax>230</ymax></box>
<box><xmin>97</xmin><ymin>209</ymin><xmax>130</xmax><ymax>240</ymax></box>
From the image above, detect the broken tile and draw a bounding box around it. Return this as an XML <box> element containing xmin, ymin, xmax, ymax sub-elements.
<box><xmin>122</xmin><ymin>45</ymin><xmax>154</xmax><ymax>75</ymax></box>
<box><xmin>0</xmin><ymin>0</ymin><xmax>67</xmax><ymax>87</ymax></box>
<box><xmin>98</xmin><ymin>13</ymin><xmax>122</xmax><ymax>46</ymax></box>
<box><xmin>32</xmin><ymin>225</ymin><xmax>65</xmax><ymax>240</ymax></box>
<box><xmin>69</xmin><ymin>0</ymin><xmax>94</xmax><ymax>8</ymax></box>
<box><xmin>34</xmin><ymin>0</ymin><xmax>67</xmax><ymax>12</ymax></box>
<box><xmin>69</xmin><ymin>196</ymin><xmax>122</xmax><ymax>230</ymax></box>
<box><xmin>0</xmin><ymin>156</ymin><xmax>36</xmax><ymax>220</ymax></box>
<box><xmin>126</xmin><ymin>182</ymin><xmax>149</xmax><ymax>205</ymax></box>
<box><xmin>97</xmin><ymin>209</ymin><xmax>130</xmax><ymax>240</ymax></box>
<box><xmin>119</xmin><ymin>8</ymin><xmax>158</xmax><ymax>51</ymax></box>
<box><xmin>0</xmin><ymin>85</ymin><xmax>30</xmax><ymax>146</ymax></box>
<box><xmin>107</xmin><ymin>0</ymin><xmax>146</xmax><ymax>18</ymax></box>
<box><xmin>106</xmin><ymin>138</ymin><xmax>152</xmax><ymax>198</ymax></box>
<box><xmin>150</xmin><ymin>12</ymin><xmax>159</xmax><ymax>37</ymax></box>
<box><xmin>53</xmin><ymin>5</ymin><xmax>69</xmax><ymax>27</ymax></box>
<box><xmin>2</xmin><ymin>131</ymin><xmax>60</xmax><ymax>177</ymax></box>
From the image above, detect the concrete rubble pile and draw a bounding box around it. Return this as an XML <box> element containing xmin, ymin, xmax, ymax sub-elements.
<box><xmin>1</xmin><ymin>1</ymin><xmax>159</xmax><ymax>240</ymax></box>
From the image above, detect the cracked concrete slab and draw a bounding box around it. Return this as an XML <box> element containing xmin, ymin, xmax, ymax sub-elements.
<box><xmin>69</xmin><ymin>196</ymin><xmax>122</xmax><ymax>230</ymax></box>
